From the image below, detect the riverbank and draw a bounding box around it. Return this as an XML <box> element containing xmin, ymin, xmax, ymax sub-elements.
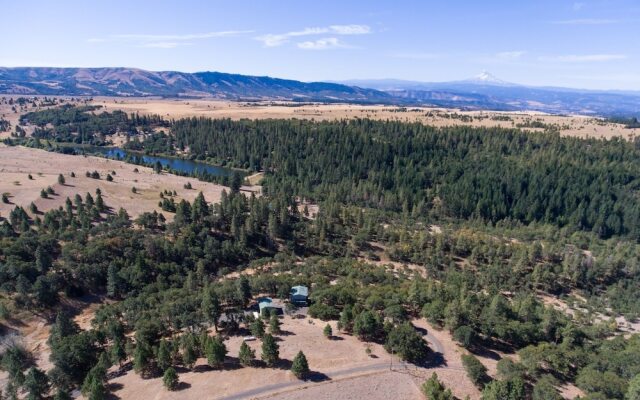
<box><xmin>0</xmin><ymin>144</ymin><xmax>260</xmax><ymax>220</ymax></box>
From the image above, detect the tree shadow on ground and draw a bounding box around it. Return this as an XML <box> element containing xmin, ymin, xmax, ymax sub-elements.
<box><xmin>413</xmin><ymin>326</ymin><xmax>429</xmax><ymax>336</ymax></box>
<box><xmin>222</xmin><ymin>356</ymin><xmax>244</xmax><ymax>370</ymax></box>
<box><xmin>275</xmin><ymin>358</ymin><xmax>293</xmax><ymax>370</ymax></box>
<box><xmin>476</xmin><ymin>336</ymin><xmax>517</xmax><ymax>355</ymax></box>
<box><xmin>421</xmin><ymin>351</ymin><xmax>446</xmax><ymax>368</ymax></box>
<box><xmin>469</xmin><ymin>346</ymin><xmax>501</xmax><ymax>361</ymax></box>
<box><xmin>107</xmin><ymin>382</ymin><xmax>124</xmax><ymax>393</ymax></box>
<box><xmin>304</xmin><ymin>370</ymin><xmax>331</xmax><ymax>382</ymax></box>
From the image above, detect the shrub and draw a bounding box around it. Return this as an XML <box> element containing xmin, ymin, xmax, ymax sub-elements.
<box><xmin>261</xmin><ymin>334</ymin><xmax>279</xmax><ymax>367</ymax></box>
<box><xmin>384</xmin><ymin>322</ymin><xmax>430</xmax><ymax>363</ymax></box>
<box><xmin>291</xmin><ymin>351</ymin><xmax>309</xmax><ymax>379</ymax></box>
<box><xmin>163</xmin><ymin>367</ymin><xmax>179</xmax><ymax>391</ymax></box>
<box><xmin>353</xmin><ymin>310</ymin><xmax>383</xmax><ymax>342</ymax></box>
<box><xmin>453</xmin><ymin>325</ymin><xmax>475</xmax><ymax>348</ymax></box>
<box><xmin>238</xmin><ymin>341</ymin><xmax>256</xmax><ymax>367</ymax></box>
<box><xmin>323</xmin><ymin>324</ymin><xmax>333</xmax><ymax>339</ymax></box>
<box><xmin>421</xmin><ymin>372</ymin><xmax>454</xmax><ymax>400</ymax></box>
<box><xmin>462</xmin><ymin>354</ymin><xmax>488</xmax><ymax>388</ymax></box>
<box><xmin>308</xmin><ymin>303</ymin><xmax>339</xmax><ymax>321</ymax></box>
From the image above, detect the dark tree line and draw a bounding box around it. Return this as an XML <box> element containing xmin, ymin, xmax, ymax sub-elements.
<box><xmin>156</xmin><ymin>117</ymin><xmax>640</xmax><ymax>239</ymax></box>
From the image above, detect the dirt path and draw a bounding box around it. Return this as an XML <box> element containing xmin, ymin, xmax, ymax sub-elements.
<box><xmin>218</xmin><ymin>321</ymin><xmax>461</xmax><ymax>400</ymax></box>
<box><xmin>221</xmin><ymin>363</ymin><xmax>398</xmax><ymax>400</ymax></box>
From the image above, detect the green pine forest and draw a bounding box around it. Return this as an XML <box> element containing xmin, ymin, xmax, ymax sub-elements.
<box><xmin>1</xmin><ymin>105</ymin><xmax>640</xmax><ymax>399</ymax></box>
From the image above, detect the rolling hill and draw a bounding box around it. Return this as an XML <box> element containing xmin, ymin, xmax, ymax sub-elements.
<box><xmin>0</xmin><ymin>67</ymin><xmax>392</xmax><ymax>103</ymax></box>
<box><xmin>1</xmin><ymin>67</ymin><xmax>639</xmax><ymax>116</ymax></box>
<box><xmin>341</xmin><ymin>72</ymin><xmax>640</xmax><ymax>116</ymax></box>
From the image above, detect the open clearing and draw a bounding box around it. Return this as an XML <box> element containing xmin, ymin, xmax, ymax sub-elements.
<box><xmin>89</xmin><ymin>98</ymin><xmax>638</xmax><ymax>140</ymax></box>
<box><xmin>0</xmin><ymin>144</ymin><xmax>257</xmax><ymax>220</ymax></box>
<box><xmin>101</xmin><ymin>316</ymin><xmax>497</xmax><ymax>400</ymax></box>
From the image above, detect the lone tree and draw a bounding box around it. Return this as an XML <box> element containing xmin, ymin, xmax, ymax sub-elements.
<box><xmin>421</xmin><ymin>372</ymin><xmax>454</xmax><ymax>400</ymax></box>
<box><xmin>323</xmin><ymin>323</ymin><xmax>333</xmax><ymax>339</ymax></box>
<box><xmin>81</xmin><ymin>364</ymin><xmax>107</xmax><ymax>400</ymax></box>
<box><xmin>157</xmin><ymin>339</ymin><xmax>172</xmax><ymax>372</ymax></box>
<box><xmin>205</xmin><ymin>336</ymin><xmax>227</xmax><ymax>369</ymax></box>
<box><xmin>163</xmin><ymin>367</ymin><xmax>179</xmax><ymax>391</ymax></box>
<box><xmin>384</xmin><ymin>322</ymin><xmax>430</xmax><ymax>364</ymax></box>
<box><xmin>261</xmin><ymin>334</ymin><xmax>280</xmax><ymax>367</ymax></box>
<box><xmin>269</xmin><ymin>313</ymin><xmax>282</xmax><ymax>335</ymax></box>
<box><xmin>230</xmin><ymin>171</ymin><xmax>243</xmax><ymax>193</ymax></box>
<box><xmin>251</xmin><ymin>318</ymin><xmax>265</xmax><ymax>338</ymax></box>
<box><xmin>291</xmin><ymin>351</ymin><xmax>310</xmax><ymax>379</ymax></box>
<box><xmin>182</xmin><ymin>338</ymin><xmax>198</xmax><ymax>370</ymax></box>
<box><xmin>353</xmin><ymin>310</ymin><xmax>382</xmax><ymax>342</ymax></box>
<box><xmin>237</xmin><ymin>275</ymin><xmax>252</xmax><ymax>308</ymax></box>
<box><xmin>202</xmin><ymin>286</ymin><xmax>222</xmax><ymax>331</ymax></box>
<box><xmin>238</xmin><ymin>341</ymin><xmax>256</xmax><ymax>367</ymax></box>
<box><xmin>462</xmin><ymin>354</ymin><xmax>488</xmax><ymax>388</ymax></box>
<box><xmin>58</xmin><ymin>174</ymin><xmax>65</xmax><ymax>185</ymax></box>
<box><xmin>453</xmin><ymin>325</ymin><xmax>476</xmax><ymax>349</ymax></box>
<box><xmin>24</xmin><ymin>367</ymin><xmax>50</xmax><ymax>400</ymax></box>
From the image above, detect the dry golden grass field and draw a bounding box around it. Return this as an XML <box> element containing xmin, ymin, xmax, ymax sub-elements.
<box><xmin>89</xmin><ymin>97</ymin><xmax>638</xmax><ymax>140</ymax></box>
<box><xmin>0</xmin><ymin>144</ymin><xmax>257</xmax><ymax>221</ymax></box>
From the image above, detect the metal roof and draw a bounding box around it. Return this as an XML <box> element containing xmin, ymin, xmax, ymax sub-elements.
<box><xmin>291</xmin><ymin>285</ymin><xmax>309</xmax><ymax>297</ymax></box>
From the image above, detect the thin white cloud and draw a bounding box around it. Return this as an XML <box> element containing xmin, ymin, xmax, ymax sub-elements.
<box><xmin>389</xmin><ymin>52</ymin><xmax>442</xmax><ymax>60</ymax></box>
<box><xmin>140</xmin><ymin>42</ymin><xmax>193</xmax><ymax>49</ymax></box>
<box><xmin>539</xmin><ymin>54</ymin><xmax>627</xmax><ymax>62</ymax></box>
<box><xmin>496</xmin><ymin>51</ymin><xmax>526</xmax><ymax>60</ymax></box>
<box><xmin>113</xmin><ymin>31</ymin><xmax>252</xmax><ymax>41</ymax></box>
<box><xmin>329</xmin><ymin>25</ymin><xmax>370</xmax><ymax>35</ymax></box>
<box><xmin>297</xmin><ymin>38</ymin><xmax>347</xmax><ymax>50</ymax></box>
<box><xmin>256</xmin><ymin>24</ymin><xmax>371</xmax><ymax>47</ymax></box>
<box><xmin>553</xmin><ymin>18</ymin><xmax>619</xmax><ymax>25</ymax></box>
<box><xmin>87</xmin><ymin>30</ymin><xmax>252</xmax><ymax>48</ymax></box>
<box><xmin>573</xmin><ymin>2</ymin><xmax>585</xmax><ymax>11</ymax></box>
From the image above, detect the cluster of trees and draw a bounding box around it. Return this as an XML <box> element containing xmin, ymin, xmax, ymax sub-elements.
<box><xmin>24</xmin><ymin>109</ymin><xmax>640</xmax><ymax>241</ymax></box>
<box><xmin>0</xmin><ymin>117</ymin><xmax>10</xmax><ymax>131</ymax></box>
<box><xmin>2</xmin><ymin>109</ymin><xmax>640</xmax><ymax>399</ymax></box>
<box><xmin>160</xmin><ymin>118</ymin><xmax>640</xmax><ymax>239</ymax></box>
<box><xmin>20</xmin><ymin>105</ymin><xmax>168</xmax><ymax>144</ymax></box>
<box><xmin>607</xmin><ymin>116</ymin><xmax>640</xmax><ymax>129</ymax></box>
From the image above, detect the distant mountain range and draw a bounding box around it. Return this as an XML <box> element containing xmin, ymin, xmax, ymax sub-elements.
<box><xmin>0</xmin><ymin>67</ymin><xmax>391</xmax><ymax>103</ymax></box>
<box><xmin>340</xmin><ymin>72</ymin><xmax>640</xmax><ymax>116</ymax></box>
<box><xmin>0</xmin><ymin>67</ymin><xmax>638</xmax><ymax>116</ymax></box>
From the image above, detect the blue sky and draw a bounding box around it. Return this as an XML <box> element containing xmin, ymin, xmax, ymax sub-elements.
<box><xmin>1</xmin><ymin>0</ymin><xmax>639</xmax><ymax>90</ymax></box>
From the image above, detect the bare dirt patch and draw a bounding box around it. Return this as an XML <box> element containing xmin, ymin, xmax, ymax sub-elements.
<box><xmin>267</xmin><ymin>370</ymin><xmax>423</xmax><ymax>400</ymax></box>
<box><xmin>108</xmin><ymin>316</ymin><xmax>394</xmax><ymax>399</ymax></box>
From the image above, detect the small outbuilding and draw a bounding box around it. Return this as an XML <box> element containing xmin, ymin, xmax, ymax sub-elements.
<box><xmin>290</xmin><ymin>285</ymin><xmax>309</xmax><ymax>305</ymax></box>
<box><xmin>258</xmin><ymin>297</ymin><xmax>283</xmax><ymax>316</ymax></box>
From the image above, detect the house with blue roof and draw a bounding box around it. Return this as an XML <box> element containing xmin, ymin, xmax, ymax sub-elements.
<box><xmin>290</xmin><ymin>285</ymin><xmax>309</xmax><ymax>305</ymax></box>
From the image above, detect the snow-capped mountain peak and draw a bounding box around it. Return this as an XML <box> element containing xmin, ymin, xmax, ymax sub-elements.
<box><xmin>465</xmin><ymin>71</ymin><xmax>513</xmax><ymax>86</ymax></box>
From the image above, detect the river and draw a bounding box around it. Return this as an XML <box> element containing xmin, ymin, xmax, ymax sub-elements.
<box><xmin>70</xmin><ymin>146</ymin><xmax>238</xmax><ymax>177</ymax></box>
